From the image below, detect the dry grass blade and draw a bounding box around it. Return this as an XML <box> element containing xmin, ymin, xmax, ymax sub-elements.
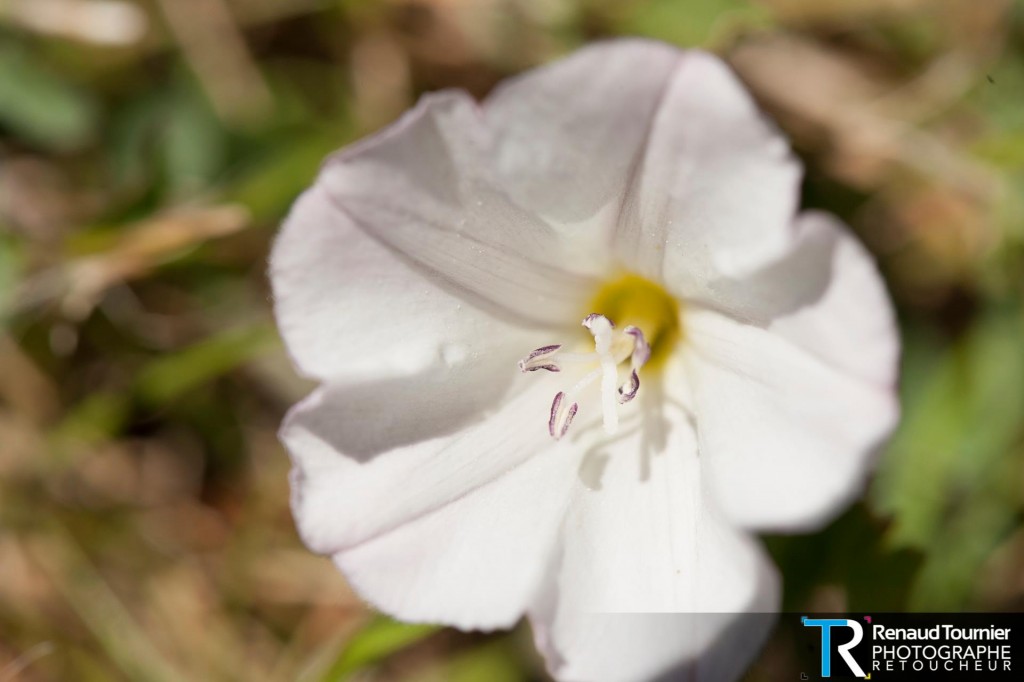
<box><xmin>12</xmin><ymin>204</ymin><xmax>250</xmax><ymax>320</ymax></box>
<box><xmin>25</xmin><ymin>528</ymin><xmax>189</xmax><ymax>682</ymax></box>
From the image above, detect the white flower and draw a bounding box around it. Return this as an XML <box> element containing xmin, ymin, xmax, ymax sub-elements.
<box><xmin>270</xmin><ymin>39</ymin><xmax>899</xmax><ymax>682</ymax></box>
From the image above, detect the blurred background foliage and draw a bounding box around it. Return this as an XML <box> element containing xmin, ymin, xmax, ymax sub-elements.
<box><xmin>0</xmin><ymin>0</ymin><xmax>1022</xmax><ymax>680</ymax></box>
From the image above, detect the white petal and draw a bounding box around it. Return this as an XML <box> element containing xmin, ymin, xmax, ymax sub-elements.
<box><xmin>334</xmin><ymin>439</ymin><xmax>579</xmax><ymax>630</ymax></box>
<box><xmin>282</xmin><ymin>368</ymin><xmax>578</xmax><ymax>629</ymax></box>
<box><xmin>764</xmin><ymin>212</ymin><xmax>899</xmax><ymax>387</ymax></box>
<box><xmin>533</xmin><ymin>611</ymin><xmax>778</xmax><ymax>682</ymax></box>
<box><xmin>484</xmin><ymin>39</ymin><xmax>680</xmax><ymax>228</ymax></box>
<box><xmin>530</xmin><ymin>387</ymin><xmax>779</xmax><ymax>682</ymax></box>
<box><xmin>682</xmin><ymin>302</ymin><xmax>899</xmax><ymax>532</ymax></box>
<box><xmin>271</xmin><ymin>185</ymin><xmax>539</xmax><ymax>382</ymax></box>
<box><xmin>702</xmin><ymin>212</ymin><xmax>900</xmax><ymax>388</ymax></box>
<box><xmin>317</xmin><ymin>91</ymin><xmax>598</xmax><ymax>327</ymax></box>
<box><xmin>615</xmin><ymin>51</ymin><xmax>802</xmax><ymax>290</ymax></box>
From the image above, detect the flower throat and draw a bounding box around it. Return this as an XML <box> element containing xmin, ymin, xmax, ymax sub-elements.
<box><xmin>587</xmin><ymin>273</ymin><xmax>680</xmax><ymax>371</ymax></box>
<box><xmin>518</xmin><ymin>273</ymin><xmax>681</xmax><ymax>440</ymax></box>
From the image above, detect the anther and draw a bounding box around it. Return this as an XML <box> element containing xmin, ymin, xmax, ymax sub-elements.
<box><xmin>618</xmin><ymin>370</ymin><xmax>640</xmax><ymax>403</ymax></box>
<box><xmin>518</xmin><ymin>344</ymin><xmax>562</xmax><ymax>373</ymax></box>
<box><xmin>522</xmin><ymin>314</ymin><xmax>651</xmax><ymax>440</ymax></box>
<box><xmin>549</xmin><ymin>391</ymin><xmax>578</xmax><ymax>439</ymax></box>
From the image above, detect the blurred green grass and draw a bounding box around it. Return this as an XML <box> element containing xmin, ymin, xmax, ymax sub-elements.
<box><xmin>1</xmin><ymin>0</ymin><xmax>1023</xmax><ymax>680</ymax></box>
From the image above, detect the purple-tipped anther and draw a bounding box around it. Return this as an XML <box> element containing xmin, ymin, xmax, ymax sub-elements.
<box><xmin>624</xmin><ymin>326</ymin><xmax>650</xmax><ymax>368</ymax></box>
<box><xmin>548</xmin><ymin>391</ymin><xmax>578</xmax><ymax>440</ymax></box>
<box><xmin>562</xmin><ymin>403</ymin><xmax>579</xmax><ymax>438</ymax></box>
<box><xmin>518</xmin><ymin>344</ymin><xmax>562</xmax><ymax>373</ymax></box>
<box><xmin>548</xmin><ymin>392</ymin><xmax>563</xmax><ymax>438</ymax></box>
<box><xmin>618</xmin><ymin>369</ymin><xmax>640</xmax><ymax>403</ymax></box>
<box><xmin>583</xmin><ymin>313</ymin><xmax>614</xmax><ymax>330</ymax></box>
<box><xmin>522</xmin><ymin>317</ymin><xmax>653</xmax><ymax>438</ymax></box>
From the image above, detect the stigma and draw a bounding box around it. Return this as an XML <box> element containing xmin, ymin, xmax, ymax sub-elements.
<box><xmin>518</xmin><ymin>314</ymin><xmax>650</xmax><ymax>440</ymax></box>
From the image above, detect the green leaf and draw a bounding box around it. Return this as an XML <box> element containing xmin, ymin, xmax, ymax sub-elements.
<box><xmin>871</xmin><ymin>307</ymin><xmax>1024</xmax><ymax>608</ymax></box>
<box><xmin>0</xmin><ymin>45</ymin><xmax>98</xmax><ymax>150</ymax></box>
<box><xmin>225</xmin><ymin>128</ymin><xmax>345</xmax><ymax>222</ymax></box>
<box><xmin>319</xmin><ymin>616</ymin><xmax>439</xmax><ymax>681</ymax></box>
<box><xmin>614</xmin><ymin>0</ymin><xmax>772</xmax><ymax>49</ymax></box>
<box><xmin>446</xmin><ymin>641</ymin><xmax>526</xmax><ymax>682</ymax></box>
<box><xmin>135</xmin><ymin>324</ymin><xmax>279</xmax><ymax>405</ymax></box>
<box><xmin>908</xmin><ymin>473</ymin><xmax>1019</xmax><ymax>610</ymax></box>
<box><xmin>51</xmin><ymin>392</ymin><xmax>131</xmax><ymax>460</ymax></box>
<box><xmin>107</xmin><ymin>92</ymin><xmax>165</xmax><ymax>190</ymax></box>
<box><xmin>0</xmin><ymin>233</ymin><xmax>22</xmax><ymax>325</ymax></box>
<box><xmin>971</xmin><ymin>131</ymin><xmax>1024</xmax><ymax>170</ymax></box>
<box><xmin>161</xmin><ymin>79</ymin><xmax>228</xmax><ymax>197</ymax></box>
<box><xmin>871</xmin><ymin>324</ymin><xmax>969</xmax><ymax>548</ymax></box>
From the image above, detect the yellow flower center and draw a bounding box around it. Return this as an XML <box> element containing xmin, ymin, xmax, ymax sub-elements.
<box><xmin>587</xmin><ymin>273</ymin><xmax>681</xmax><ymax>371</ymax></box>
<box><xmin>517</xmin><ymin>273</ymin><xmax>682</xmax><ymax>440</ymax></box>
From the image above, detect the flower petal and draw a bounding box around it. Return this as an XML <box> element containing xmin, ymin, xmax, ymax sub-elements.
<box><xmin>702</xmin><ymin>212</ymin><xmax>900</xmax><ymax>388</ymax></box>
<box><xmin>761</xmin><ymin>212</ymin><xmax>899</xmax><ymax>387</ymax></box>
<box><xmin>533</xmin><ymin>611</ymin><xmax>778</xmax><ymax>682</ymax></box>
<box><xmin>484</xmin><ymin>39</ymin><xmax>681</xmax><ymax>228</ymax></box>
<box><xmin>282</xmin><ymin>368</ymin><xmax>579</xmax><ymax>629</ymax></box>
<box><xmin>271</xmin><ymin>185</ymin><xmax>539</xmax><ymax>382</ymax></box>
<box><xmin>317</xmin><ymin>91</ymin><xmax>598</xmax><ymax>327</ymax></box>
<box><xmin>615</xmin><ymin>50</ymin><xmax>802</xmax><ymax>290</ymax></box>
<box><xmin>682</xmin><ymin>278</ymin><xmax>899</xmax><ymax>532</ymax></box>
<box><xmin>530</xmin><ymin>387</ymin><xmax>779</xmax><ymax>681</ymax></box>
<box><xmin>333</xmin><ymin>437</ymin><xmax>579</xmax><ymax>630</ymax></box>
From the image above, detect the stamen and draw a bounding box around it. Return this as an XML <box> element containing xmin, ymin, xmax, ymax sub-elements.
<box><xmin>624</xmin><ymin>326</ymin><xmax>650</xmax><ymax>367</ymax></box>
<box><xmin>518</xmin><ymin>344</ymin><xmax>562</xmax><ymax>373</ymax></box>
<box><xmin>568</xmin><ymin>367</ymin><xmax>603</xmax><ymax>396</ymax></box>
<box><xmin>583</xmin><ymin>314</ymin><xmax>622</xmax><ymax>434</ymax></box>
<box><xmin>525</xmin><ymin>314</ymin><xmax>652</xmax><ymax>440</ymax></box>
<box><xmin>548</xmin><ymin>391</ymin><xmax>578</xmax><ymax>440</ymax></box>
<box><xmin>618</xmin><ymin>325</ymin><xmax>649</xmax><ymax>404</ymax></box>
<box><xmin>618</xmin><ymin>370</ymin><xmax>640</xmax><ymax>403</ymax></box>
<box><xmin>548</xmin><ymin>391</ymin><xmax>562</xmax><ymax>437</ymax></box>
